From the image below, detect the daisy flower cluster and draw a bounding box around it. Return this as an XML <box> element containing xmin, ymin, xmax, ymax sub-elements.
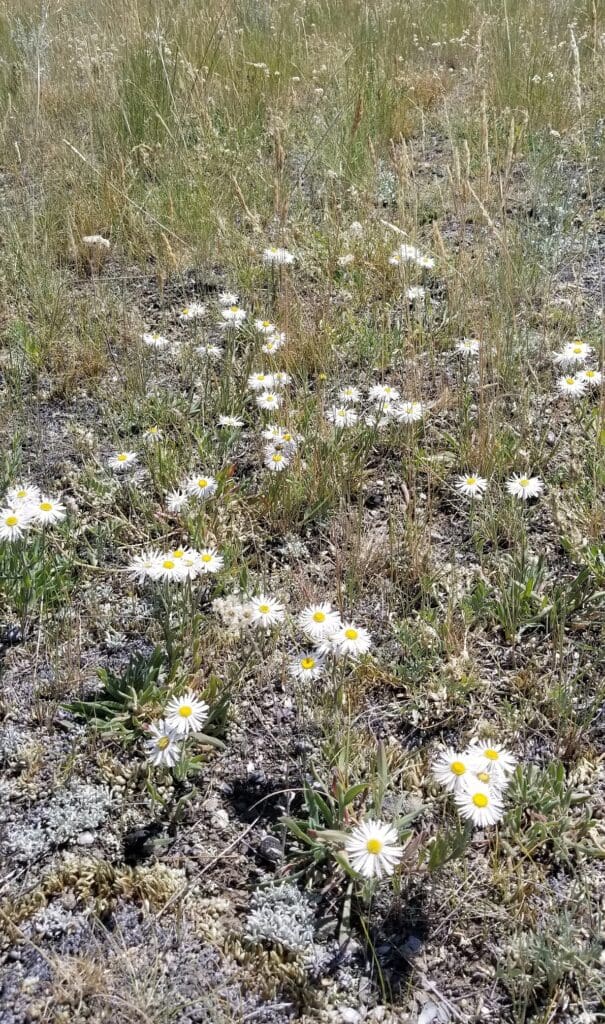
<box><xmin>388</xmin><ymin>242</ymin><xmax>435</xmax><ymax>270</ymax></box>
<box><xmin>433</xmin><ymin>739</ymin><xmax>517</xmax><ymax>827</ymax></box>
<box><xmin>0</xmin><ymin>482</ymin><xmax>67</xmax><ymax>542</ymax></box>
<box><xmin>456</xmin><ymin>472</ymin><xmax>544</xmax><ymax>501</ymax></box>
<box><xmin>146</xmin><ymin>690</ymin><xmax>210</xmax><ymax>768</ymax></box>
<box><xmin>326</xmin><ymin>382</ymin><xmax>426</xmax><ymax>431</ymax></box>
<box><xmin>554</xmin><ymin>339</ymin><xmax>602</xmax><ymax>398</ymax></box>
<box><xmin>130</xmin><ymin>544</ymin><xmax>223</xmax><ymax>583</ymax></box>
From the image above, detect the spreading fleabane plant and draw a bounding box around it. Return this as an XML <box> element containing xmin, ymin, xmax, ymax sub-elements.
<box><xmin>263</xmin><ymin>246</ymin><xmax>294</xmax><ymax>265</ymax></box>
<box><xmin>456</xmin><ymin>473</ymin><xmax>488</xmax><ymax>499</ymax></box>
<box><xmin>345</xmin><ymin>820</ymin><xmax>403</xmax><ymax>879</ymax></box>
<box><xmin>108</xmin><ymin>451</ymin><xmax>138</xmax><ymax>471</ymax></box>
<box><xmin>165</xmin><ymin>691</ymin><xmax>209</xmax><ymax>736</ymax></box>
<box><xmin>505</xmin><ymin>474</ymin><xmax>543</xmax><ymax>500</ymax></box>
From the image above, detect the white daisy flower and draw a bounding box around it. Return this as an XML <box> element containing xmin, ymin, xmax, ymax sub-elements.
<box><xmin>108</xmin><ymin>451</ymin><xmax>138</xmax><ymax>471</ymax></box>
<box><xmin>153</xmin><ymin>555</ymin><xmax>189</xmax><ymax>582</ymax></box>
<box><xmin>389</xmin><ymin>253</ymin><xmax>403</xmax><ymax>266</ymax></box>
<box><xmin>165</xmin><ymin>691</ymin><xmax>209</xmax><ymax>736</ymax></box>
<box><xmin>369</xmin><ymin>383</ymin><xmax>401</xmax><ymax>404</ymax></box>
<box><xmin>263</xmin><ymin>246</ymin><xmax>295</xmax><ymax>265</ymax></box>
<box><xmin>0</xmin><ymin>506</ymin><xmax>34</xmax><ymax>542</ymax></box>
<box><xmin>196</xmin><ymin>344</ymin><xmax>223</xmax><ymax>359</ymax></box>
<box><xmin>30</xmin><ymin>496</ymin><xmax>67</xmax><ymax>525</ymax></box>
<box><xmin>265</xmin><ymin>449</ymin><xmax>290</xmax><ymax>472</ymax></box>
<box><xmin>345</xmin><ymin>819</ymin><xmax>404</xmax><ymax>879</ymax></box>
<box><xmin>332</xmin><ymin>623</ymin><xmax>372</xmax><ymax>657</ymax></box>
<box><xmin>456</xmin><ymin>338</ymin><xmax>480</xmax><ymax>357</ymax></box>
<box><xmin>262</xmin><ymin>337</ymin><xmax>284</xmax><ymax>355</ymax></box>
<box><xmin>578</xmin><ymin>368</ymin><xmax>602</xmax><ymax>388</ymax></box>
<box><xmin>197</xmin><ymin>548</ymin><xmax>224</xmax><ymax>574</ymax></box>
<box><xmin>219</xmin><ymin>291</ymin><xmax>238</xmax><ymax>306</ymax></box>
<box><xmin>143</xmin><ymin>426</ymin><xmax>163</xmax><ymax>443</ymax></box>
<box><xmin>146</xmin><ymin>719</ymin><xmax>182</xmax><ymax>768</ymax></box>
<box><xmin>221</xmin><ymin>305</ymin><xmax>247</xmax><ymax>323</ymax></box>
<box><xmin>394</xmin><ymin>400</ymin><xmax>425</xmax><ymax>423</ymax></box>
<box><xmin>256</xmin><ymin>390</ymin><xmax>282</xmax><ymax>410</ymax></box>
<box><xmin>466</xmin><ymin>741</ymin><xmax>517</xmax><ymax>782</ymax></box>
<box><xmin>248</xmin><ymin>372</ymin><xmax>275</xmax><ymax>392</ymax></box>
<box><xmin>142</xmin><ymin>332</ymin><xmax>169</xmax><ymax>349</ymax></box>
<box><xmin>178</xmin><ymin>302</ymin><xmax>206</xmax><ymax>321</ymax></box>
<box><xmin>557</xmin><ymin>374</ymin><xmax>587</xmax><ymax>398</ymax></box>
<box><xmin>289</xmin><ymin>651</ymin><xmax>325</xmax><ymax>682</ymax></box>
<box><xmin>416</xmin><ymin>254</ymin><xmax>434</xmax><ymax>269</ymax></box>
<box><xmin>166</xmin><ymin>489</ymin><xmax>189</xmax><ymax>513</ymax></box>
<box><xmin>339</xmin><ymin>385</ymin><xmax>361</xmax><ymax>404</ymax></box>
<box><xmin>406</xmin><ymin>285</ymin><xmax>426</xmax><ymax>301</ymax></box>
<box><xmin>326</xmin><ymin>405</ymin><xmax>358</xmax><ymax>427</ymax></box>
<box><xmin>254</xmin><ymin>319</ymin><xmax>276</xmax><ymax>335</ymax></box>
<box><xmin>298</xmin><ymin>603</ymin><xmax>342</xmax><ymax>642</ymax></box>
<box><xmin>273</xmin><ymin>371</ymin><xmax>292</xmax><ymax>388</ymax></box>
<box><xmin>187</xmin><ymin>475</ymin><xmax>218</xmax><ymax>499</ymax></box>
<box><xmin>337</xmin><ymin>253</ymin><xmax>355</xmax><ymax>267</ymax></box>
<box><xmin>218</xmin><ymin>415</ymin><xmax>244</xmax><ymax>428</ymax></box>
<box><xmin>129</xmin><ymin>549</ymin><xmax>163</xmax><ymax>583</ymax></box>
<box><xmin>250</xmin><ymin>594</ymin><xmax>286</xmax><ymax>628</ymax></box>
<box><xmin>505</xmin><ymin>474</ymin><xmax>544</xmax><ymax>500</ymax></box>
<box><xmin>432</xmin><ymin>747</ymin><xmax>479</xmax><ymax>794</ymax></box>
<box><xmin>456</xmin><ymin>474</ymin><xmax>488</xmax><ymax>499</ymax></box>
<box><xmin>6</xmin><ymin>483</ymin><xmax>41</xmax><ymax>507</ymax></box>
<box><xmin>454</xmin><ymin>779</ymin><xmax>505</xmax><ymax>828</ymax></box>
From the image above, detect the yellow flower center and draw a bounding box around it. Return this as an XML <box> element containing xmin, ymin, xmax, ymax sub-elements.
<box><xmin>345</xmin><ymin>628</ymin><xmax>359</xmax><ymax>641</ymax></box>
<box><xmin>466</xmin><ymin>477</ymin><xmax>477</xmax><ymax>486</ymax></box>
<box><xmin>229</xmin><ymin>305</ymin><xmax>238</xmax><ymax>312</ymax></box>
<box><xmin>585</xmin><ymin>370</ymin><xmax>595</xmax><ymax>378</ymax></box>
<box><xmin>450</xmin><ymin>761</ymin><xmax>466</xmax><ymax>776</ymax></box>
<box><xmin>197</xmin><ymin>479</ymin><xmax>208</xmax><ymax>488</ymax></box>
<box><xmin>163</xmin><ymin>559</ymin><xmax>175</xmax><ymax>570</ymax></box>
<box><xmin>472</xmin><ymin>793</ymin><xmax>489</xmax><ymax>808</ymax></box>
<box><xmin>179</xmin><ymin>705</ymin><xmax>192</xmax><ymax>718</ymax></box>
<box><xmin>16</xmin><ymin>490</ymin><xmax>27</xmax><ymax>498</ymax></box>
<box><xmin>201</xmin><ymin>553</ymin><xmax>212</xmax><ymax>563</ymax></box>
<box><xmin>572</xmin><ymin>345</ymin><xmax>582</xmax><ymax>354</ymax></box>
<box><xmin>262</xmin><ymin>321</ymin><xmax>271</xmax><ymax>327</ymax></box>
<box><xmin>272</xmin><ymin>454</ymin><xmax>283</xmax><ymax>463</ymax></box>
<box><xmin>366</xmin><ymin>838</ymin><xmax>383</xmax><ymax>855</ymax></box>
<box><xmin>519</xmin><ymin>478</ymin><xmax>529</xmax><ymax>487</ymax></box>
<box><xmin>476</xmin><ymin>771</ymin><xmax>491</xmax><ymax>783</ymax></box>
<box><xmin>117</xmin><ymin>453</ymin><xmax>128</xmax><ymax>462</ymax></box>
<box><xmin>485</xmin><ymin>748</ymin><xmax>499</xmax><ymax>760</ymax></box>
<box><xmin>565</xmin><ymin>377</ymin><xmax>575</xmax><ymax>385</ymax></box>
<box><xmin>312</xmin><ymin>611</ymin><xmax>326</xmax><ymax>623</ymax></box>
<box><xmin>40</xmin><ymin>502</ymin><xmax>53</xmax><ymax>512</ymax></box>
<box><xmin>173</xmin><ymin>549</ymin><xmax>184</xmax><ymax>558</ymax></box>
<box><xmin>157</xmin><ymin>736</ymin><xmax>170</xmax><ymax>750</ymax></box>
<box><xmin>182</xmin><ymin>307</ymin><xmax>190</xmax><ymax>314</ymax></box>
<box><xmin>300</xmin><ymin>657</ymin><xmax>315</xmax><ymax>670</ymax></box>
<box><xmin>258</xmin><ymin>604</ymin><xmax>270</xmax><ymax>614</ymax></box>
<box><xmin>6</xmin><ymin>515</ymin><xmax>18</xmax><ymax>527</ymax></box>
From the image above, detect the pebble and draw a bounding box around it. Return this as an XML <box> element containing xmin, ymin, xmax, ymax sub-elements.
<box><xmin>339</xmin><ymin>1008</ymin><xmax>363</xmax><ymax>1024</ymax></box>
<box><xmin>210</xmin><ymin>809</ymin><xmax>229</xmax><ymax>830</ymax></box>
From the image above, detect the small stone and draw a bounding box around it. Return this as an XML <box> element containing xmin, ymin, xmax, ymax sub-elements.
<box><xmin>339</xmin><ymin>1008</ymin><xmax>363</xmax><ymax>1024</ymax></box>
<box><xmin>76</xmin><ymin>831</ymin><xmax>95</xmax><ymax>847</ymax></box>
<box><xmin>211</xmin><ymin>809</ymin><xmax>229</xmax><ymax>830</ymax></box>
